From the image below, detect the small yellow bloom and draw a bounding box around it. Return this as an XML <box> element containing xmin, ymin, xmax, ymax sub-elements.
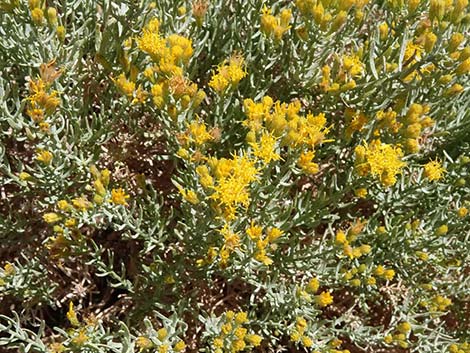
<box><xmin>72</xmin><ymin>196</ymin><xmax>92</xmax><ymax>211</ymax></box>
<box><xmin>301</xmin><ymin>335</ymin><xmax>313</xmax><ymax>347</ymax></box>
<box><xmin>174</xmin><ymin>340</ymin><xmax>186</xmax><ymax>352</ymax></box>
<box><xmin>36</xmin><ymin>150</ymin><xmax>53</xmax><ymax>165</ymax></box>
<box><xmin>354</xmin><ymin>188</ymin><xmax>367</xmax><ymax>198</ymax></box>
<box><xmin>43</xmin><ymin>212</ymin><xmax>61</xmax><ymax>224</ymax></box>
<box><xmin>157</xmin><ymin>327</ymin><xmax>167</xmax><ymax>341</ymax></box>
<box><xmin>315</xmin><ymin>291</ymin><xmax>333</xmax><ymax>307</ymax></box>
<box><xmin>457</xmin><ymin>207</ymin><xmax>468</xmax><ymax>218</ymax></box>
<box><xmin>136</xmin><ymin>336</ymin><xmax>153</xmax><ymax>350</ymax></box>
<box><xmin>384</xmin><ymin>269</ymin><xmax>395</xmax><ymax>280</ymax></box>
<box><xmin>31</xmin><ymin>7</ymin><xmax>44</xmax><ymax>25</ymax></box>
<box><xmin>245</xmin><ymin>334</ymin><xmax>262</xmax><ymax>346</ymax></box>
<box><xmin>111</xmin><ymin>188</ymin><xmax>130</xmax><ymax>205</ymax></box>
<box><xmin>66</xmin><ymin>302</ymin><xmax>80</xmax><ymax>327</ymax></box>
<box><xmin>19</xmin><ymin>172</ymin><xmax>32</xmax><ymax>181</ymax></box>
<box><xmin>397</xmin><ymin>321</ymin><xmax>412</xmax><ymax>333</ymax></box>
<box><xmin>234</xmin><ymin>311</ymin><xmax>248</xmax><ymax>324</ymax></box>
<box><xmin>307</xmin><ymin>277</ymin><xmax>320</xmax><ymax>293</ymax></box>
<box><xmin>423</xmin><ymin>159</ymin><xmax>445</xmax><ymax>181</ymax></box>
<box><xmin>179</xmin><ymin>188</ymin><xmax>199</xmax><ymax>205</ymax></box>
<box><xmin>3</xmin><ymin>263</ymin><xmax>15</xmax><ymax>276</ymax></box>
<box><xmin>435</xmin><ymin>224</ymin><xmax>448</xmax><ymax>236</ymax></box>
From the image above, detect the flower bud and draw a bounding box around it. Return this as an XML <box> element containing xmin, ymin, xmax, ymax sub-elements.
<box><xmin>47</xmin><ymin>7</ymin><xmax>57</xmax><ymax>26</ymax></box>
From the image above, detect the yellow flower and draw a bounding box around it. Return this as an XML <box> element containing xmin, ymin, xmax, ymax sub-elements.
<box><xmin>295</xmin><ymin>317</ymin><xmax>308</xmax><ymax>333</ymax></box>
<box><xmin>355</xmin><ymin>140</ymin><xmax>405</xmax><ymax>187</ymax></box>
<box><xmin>113</xmin><ymin>73</ymin><xmax>135</xmax><ymax>97</ymax></box>
<box><xmin>423</xmin><ymin>159</ymin><xmax>445</xmax><ymax>181</ymax></box>
<box><xmin>65</xmin><ymin>218</ymin><xmax>77</xmax><ymax>228</ymax></box>
<box><xmin>136</xmin><ymin>336</ymin><xmax>153</xmax><ymax>350</ymax></box>
<box><xmin>384</xmin><ymin>269</ymin><xmax>395</xmax><ymax>280</ymax></box>
<box><xmin>209</xmin><ymin>54</ymin><xmax>246</xmax><ymax>94</ymax></box>
<box><xmin>36</xmin><ymin>150</ymin><xmax>53</xmax><ymax>165</ymax></box>
<box><xmin>157</xmin><ymin>328</ymin><xmax>167</xmax><ymax>341</ymax></box>
<box><xmin>290</xmin><ymin>330</ymin><xmax>301</xmax><ymax>342</ymax></box>
<box><xmin>179</xmin><ymin>188</ymin><xmax>200</xmax><ymax>205</ymax></box>
<box><xmin>158</xmin><ymin>344</ymin><xmax>169</xmax><ymax>353</ymax></box>
<box><xmin>208</xmin><ymin>153</ymin><xmax>259</xmax><ymax>220</ymax></box>
<box><xmin>301</xmin><ymin>336</ymin><xmax>313</xmax><ymax>347</ymax></box>
<box><xmin>231</xmin><ymin>339</ymin><xmax>246</xmax><ymax>352</ymax></box>
<box><xmin>397</xmin><ymin>322</ymin><xmax>412</xmax><ymax>333</ymax></box>
<box><xmin>3</xmin><ymin>263</ymin><xmax>15</xmax><ymax>276</ymax></box>
<box><xmin>250</xmin><ymin>132</ymin><xmax>280</xmax><ymax>164</ymax></box>
<box><xmin>187</xmin><ymin>120</ymin><xmax>212</xmax><ymax>146</ymax></box>
<box><xmin>67</xmin><ymin>302</ymin><xmax>80</xmax><ymax>327</ymax></box>
<box><xmin>19</xmin><ymin>172</ymin><xmax>32</xmax><ymax>181</ymax></box>
<box><xmin>435</xmin><ymin>224</ymin><xmax>448</xmax><ymax>236</ymax></box>
<box><xmin>173</xmin><ymin>340</ymin><xmax>186</xmax><ymax>352</ymax></box>
<box><xmin>297</xmin><ymin>150</ymin><xmax>319</xmax><ymax>175</ymax></box>
<box><xmin>111</xmin><ymin>188</ymin><xmax>130</xmax><ymax>205</ymax></box>
<box><xmin>245</xmin><ymin>334</ymin><xmax>262</xmax><ymax>346</ymax></box>
<box><xmin>235</xmin><ymin>311</ymin><xmax>248</xmax><ymax>324</ymax></box>
<box><xmin>266</xmin><ymin>227</ymin><xmax>282</xmax><ymax>242</ymax></box>
<box><xmin>72</xmin><ymin>196</ymin><xmax>92</xmax><ymax>211</ymax></box>
<box><xmin>43</xmin><ymin>212</ymin><xmax>61</xmax><ymax>224</ymax></box>
<box><xmin>72</xmin><ymin>330</ymin><xmax>88</xmax><ymax>346</ymax></box>
<box><xmin>315</xmin><ymin>291</ymin><xmax>333</xmax><ymax>307</ymax></box>
<box><xmin>31</xmin><ymin>7</ymin><xmax>44</xmax><ymax>25</ymax></box>
<box><xmin>335</xmin><ymin>230</ymin><xmax>347</xmax><ymax>245</ymax></box>
<box><xmin>234</xmin><ymin>327</ymin><xmax>247</xmax><ymax>339</ymax></box>
<box><xmin>354</xmin><ymin>188</ymin><xmax>367</xmax><ymax>198</ymax></box>
<box><xmin>457</xmin><ymin>207</ymin><xmax>468</xmax><ymax>218</ymax></box>
<box><xmin>307</xmin><ymin>277</ymin><xmax>320</xmax><ymax>293</ymax></box>
<box><xmin>246</xmin><ymin>221</ymin><xmax>263</xmax><ymax>240</ymax></box>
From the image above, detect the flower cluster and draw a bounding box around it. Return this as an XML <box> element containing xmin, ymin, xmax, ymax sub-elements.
<box><xmin>210</xmin><ymin>311</ymin><xmax>262</xmax><ymax>353</ymax></box>
<box><xmin>209</xmin><ymin>53</ymin><xmax>247</xmax><ymax>94</ymax></box>
<box><xmin>260</xmin><ymin>6</ymin><xmax>292</xmax><ymax>41</ymax></box>
<box><xmin>355</xmin><ymin>139</ymin><xmax>406</xmax><ymax>187</ymax></box>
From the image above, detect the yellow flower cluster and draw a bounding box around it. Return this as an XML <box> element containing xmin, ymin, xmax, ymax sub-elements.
<box><xmin>336</xmin><ymin>222</ymin><xmax>377</xmax><ymax>287</ymax></box>
<box><xmin>114</xmin><ymin>18</ymin><xmax>206</xmax><ymax>114</ymax></box>
<box><xmin>43</xmin><ymin>166</ymin><xmax>129</xmax><ymax>258</ymax></box>
<box><xmin>295</xmin><ymin>0</ymin><xmax>369</xmax><ymax>33</ymax></box>
<box><xmin>211</xmin><ymin>311</ymin><xmax>262</xmax><ymax>353</ymax></box>
<box><xmin>290</xmin><ymin>317</ymin><xmax>317</xmax><ymax>348</ymax></box>
<box><xmin>420</xmin><ymin>294</ymin><xmax>453</xmax><ymax>312</ymax></box>
<box><xmin>297</xmin><ymin>276</ymin><xmax>321</xmax><ymax>302</ymax></box>
<box><xmin>218</xmin><ymin>224</ymin><xmax>241</xmax><ymax>267</ymax></box>
<box><xmin>374</xmin><ymin>265</ymin><xmax>396</xmax><ymax>281</ymax></box>
<box><xmin>448</xmin><ymin>342</ymin><xmax>470</xmax><ymax>353</ymax></box>
<box><xmin>36</xmin><ymin>149</ymin><xmax>53</xmax><ymax>165</ymax></box>
<box><xmin>344</xmin><ymin>108</ymin><xmax>368</xmax><ymax>139</ymax></box>
<box><xmin>246</xmin><ymin>222</ymin><xmax>283</xmax><ymax>266</ymax></box>
<box><xmin>355</xmin><ymin>139</ymin><xmax>406</xmax><ymax>187</ymax></box>
<box><xmin>423</xmin><ymin>159</ymin><xmax>445</xmax><ymax>181</ymax></box>
<box><xmin>335</xmin><ymin>220</ymin><xmax>371</xmax><ymax>263</ymax></box>
<box><xmin>373</xmin><ymin>103</ymin><xmax>434</xmax><ymax>154</ymax></box>
<box><xmin>260</xmin><ymin>6</ymin><xmax>292</xmax><ymax>41</ymax></box>
<box><xmin>180</xmin><ymin>119</ymin><xmax>214</xmax><ymax>147</ymax></box>
<box><xmin>26</xmin><ymin>75</ymin><xmax>61</xmax><ymax>128</ymax></box>
<box><xmin>243</xmin><ymin>96</ymin><xmax>329</xmax><ymax>175</ymax></box>
<box><xmin>383</xmin><ymin>321</ymin><xmax>412</xmax><ymax>348</ymax></box>
<box><xmin>209</xmin><ymin>53</ymin><xmax>247</xmax><ymax>94</ymax></box>
<box><xmin>135</xmin><ymin>327</ymin><xmax>186</xmax><ymax>353</ymax></box>
<box><xmin>321</xmin><ymin>53</ymin><xmax>364</xmax><ymax>93</ymax></box>
<box><xmin>203</xmin><ymin>153</ymin><xmax>259</xmax><ymax>221</ymax></box>
<box><xmin>249</xmin><ymin>131</ymin><xmax>281</xmax><ymax>165</ymax></box>
<box><xmin>138</xmin><ymin>19</ymin><xmax>192</xmax><ymax>70</ymax></box>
